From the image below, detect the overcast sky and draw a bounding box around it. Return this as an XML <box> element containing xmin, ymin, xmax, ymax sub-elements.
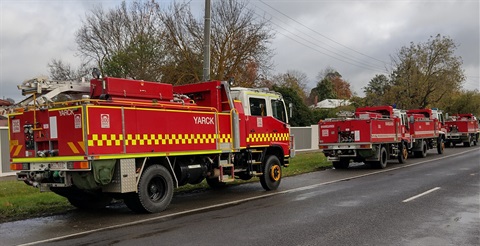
<box><xmin>1</xmin><ymin>0</ymin><xmax>479</xmax><ymax>102</ymax></box>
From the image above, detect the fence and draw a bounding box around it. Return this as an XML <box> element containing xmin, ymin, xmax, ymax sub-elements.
<box><xmin>290</xmin><ymin>125</ymin><xmax>319</xmax><ymax>151</ymax></box>
<box><xmin>0</xmin><ymin>127</ymin><xmax>14</xmax><ymax>176</ymax></box>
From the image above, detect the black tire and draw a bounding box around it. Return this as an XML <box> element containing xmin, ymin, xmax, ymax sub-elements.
<box><xmin>332</xmin><ymin>158</ymin><xmax>350</xmax><ymax>169</ymax></box>
<box><xmin>260</xmin><ymin>155</ymin><xmax>282</xmax><ymax>191</ymax></box>
<box><xmin>124</xmin><ymin>165</ymin><xmax>174</xmax><ymax>213</ymax></box>
<box><xmin>206</xmin><ymin>177</ymin><xmax>227</xmax><ymax>189</ymax></box>
<box><xmin>397</xmin><ymin>142</ymin><xmax>407</xmax><ymax>164</ymax></box>
<box><xmin>374</xmin><ymin>146</ymin><xmax>388</xmax><ymax>169</ymax></box>
<box><xmin>463</xmin><ymin>135</ymin><xmax>472</xmax><ymax>147</ymax></box>
<box><xmin>437</xmin><ymin>137</ymin><xmax>444</xmax><ymax>154</ymax></box>
<box><xmin>414</xmin><ymin>141</ymin><xmax>428</xmax><ymax>158</ymax></box>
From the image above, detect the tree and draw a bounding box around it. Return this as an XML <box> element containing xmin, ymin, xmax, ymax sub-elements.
<box><xmin>161</xmin><ymin>0</ymin><xmax>275</xmax><ymax>86</ymax></box>
<box><xmin>389</xmin><ymin>34</ymin><xmax>465</xmax><ymax>109</ymax></box>
<box><xmin>438</xmin><ymin>90</ymin><xmax>480</xmax><ymax>116</ymax></box>
<box><xmin>48</xmin><ymin>59</ymin><xmax>91</xmax><ymax>81</ymax></box>
<box><xmin>75</xmin><ymin>1</ymin><xmax>274</xmax><ymax>86</ymax></box>
<box><xmin>103</xmin><ymin>34</ymin><xmax>167</xmax><ymax>81</ymax></box>
<box><xmin>272</xmin><ymin>85</ymin><xmax>313</xmax><ymax>127</ymax></box>
<box><xmin>331</xmin><ymin>76</ymin><xmax>352</xmax><ymax>99</ymax></box>
<box><xmin>363</xmin><ymin>74</ymin><xmax>391</xmax><ymax>106</ymax></box>
<box><xmin>309</xmin><ymin>78</ymin><xmax>335</xmax><ymax>105</ymax></box>
<box><xmin>271</xmin><ymin>70</ymin><xmax>309</xmax><ymax>102</ymax></box>
<box><xmin>76</xmin><ymin>1</ymin><xmax>166</xmax><ymax>80</ymax></box>
<box><xmin>308</xmin><ymin>68</ymin><xmax>352</xmax><ymax>105</ymax></box>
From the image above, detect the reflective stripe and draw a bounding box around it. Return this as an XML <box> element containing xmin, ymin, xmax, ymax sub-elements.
<box><xmin>67</xmin><ymin>142</ymin><xmax>79</xmax><ymax>154</ymax></box>
<box><xmin>247</xmin><ymin>133</ymin><xmax>289</xmax><ymax>143</ymax></box>
<box><xmin>87</xmin><ymin>133</ymin><xmax>232</xmax><ymax>147</ymax></box>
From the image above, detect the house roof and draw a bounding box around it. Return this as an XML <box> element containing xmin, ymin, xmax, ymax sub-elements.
<box><xmin>312</xmin><ymin>99</ymin><xmax>351</xmax><ymax>109</ymax></box>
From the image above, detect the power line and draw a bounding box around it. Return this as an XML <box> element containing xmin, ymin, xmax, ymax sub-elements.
<box><xmin>250</xmin><ymin>4</ymin><xmax>387</xmax><ymax>73</ymax></box>
<box><xmin>252</xmin><ymin>3</ymin><xmax>387</xmax><ymax>71</ymax></box>
<box><xmin>258</xmin><ymin>0</ymin><xmax>389</xmax><ymax>67</ymax></box>
<box><xmin>252</xmin><ymin>11</ymin><xmax>387</xmax><ymax>73</ymax></box>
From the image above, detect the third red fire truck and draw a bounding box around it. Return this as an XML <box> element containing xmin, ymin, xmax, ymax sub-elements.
<box><xmin>8</xmin><ymin>75</ymin><xmax>294</xmax><ymax>213</ymax></box>
<box><xmin>444</xmin><ymin>113</ymin><xmax>479</xmax><ymax>147</ymax></box>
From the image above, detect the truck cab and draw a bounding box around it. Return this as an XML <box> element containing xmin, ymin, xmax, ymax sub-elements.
<box><xmin>230</xmin><ymin>87</ymin><xmax>292</xmax><ymax>156</ymax></box>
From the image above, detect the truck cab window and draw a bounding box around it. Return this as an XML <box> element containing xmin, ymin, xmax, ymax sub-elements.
<box><xmin>272</xmin><ymin>99</ymin><xmax>286</xmax><ymax>122</ymax></box>
<box><xmin>249</xmin><ymin>98</ymin><xmax>266</xmax><ymax>116</ymax></box>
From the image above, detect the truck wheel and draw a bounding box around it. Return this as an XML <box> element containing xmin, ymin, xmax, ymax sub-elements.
<box><xmin>375</xmin><ymin>146</ymin><xmax>388</xmax><ymax>169</ymax></box>
<box><xmin>437</xmin><ymin>137</ymin><xmax>444</xmax><ymax>154</ymax></box>
<box><xmin>124</xmin><ymin>165</ymin><xmax>174</xmax><ymax>213</ymax></box>
<box><xmin>415</xmin><ymin>141</ymin><xmax>428</xmax><ymax>158</ymax></box>
<box><xmin>260</xmin><ymin>155</ymin><xmax>282</xmax><ymax>191</ymax></box>
<box><xmin>206</xmin><ymin>177</ymin><xmax>227</xmax><ymax>189</ymax></box>
<box><xmin>332</xmin><ymin>158</ymin><xmax>350</xmax><ymax>169</ymax></box>
<box><xmin>397</xmin><ymin>143</ymin><xmax>407</xmax><ymax>164</ymax></box>
<box><xmin>464</xmin><ymin>136</ymin><xmax>472</xmax><ymax>147</ymax></box>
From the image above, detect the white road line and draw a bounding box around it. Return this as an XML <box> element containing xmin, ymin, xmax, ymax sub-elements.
<box><xmin>19</xmin><ymin>148</ymin><xmax>478</xmax><ymax>246</ymax></box>
<box><xmin>402</xmin><ymin>187</ymin><xmax>441</xmax><ymax>203</ymax></box>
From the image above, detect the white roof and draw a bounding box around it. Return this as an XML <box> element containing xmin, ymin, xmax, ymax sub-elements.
<box><xmin>312</xmin><ymin>99</ymin><xmax>351</xmax><ymax>109</ymax></box>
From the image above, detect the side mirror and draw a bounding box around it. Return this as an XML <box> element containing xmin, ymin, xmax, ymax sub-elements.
<box><xmin>409</xmin><ymin>115</ymin><xmax>414</xmax><ymax>124</ymax></box>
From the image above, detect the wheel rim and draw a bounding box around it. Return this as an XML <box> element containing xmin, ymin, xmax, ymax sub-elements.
<box><xmin>270</xmin><ymin>165</ymin><xmax>281</xmax><ymax>182</ymax></box>
<box><xmin>402</xmin><ymin>148</ymin><xmax>408</xmax><ymax>160</ymax></box>
<box><xmin>148</xmin><ymin>176</ymin><xmax>167</xmax><ymax>202</ymax></box>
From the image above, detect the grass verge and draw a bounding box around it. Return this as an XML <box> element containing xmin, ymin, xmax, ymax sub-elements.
<box><xmin>0</xmin><ymin>151</ymin><xmax>329</xmax><ymax>223</ymax></box>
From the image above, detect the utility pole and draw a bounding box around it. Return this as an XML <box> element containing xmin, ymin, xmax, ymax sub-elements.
<box><xmin>203</xmin><ymin>0</ymin><xmax>211</xmax><ymax>81</ymax></box>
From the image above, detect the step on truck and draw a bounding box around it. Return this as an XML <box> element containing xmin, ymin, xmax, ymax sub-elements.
<box><xmin>444</xmin><ymin>113</ymin><xmax>479</xmax><ymax>147</ymax></box>
<box><xmin>406</xmin><ymin>108</ymin><xmax>446</xmax><ymax>157</ymax></box>
<box><xmin>318</xmin><ymin>106</ymin><xmax>410</xmax><ymax>169</ymax></box>
<box><xmin>8</xmin><ymin>75</ymin><xmax>294</xmax><ymax>213</ymax></box>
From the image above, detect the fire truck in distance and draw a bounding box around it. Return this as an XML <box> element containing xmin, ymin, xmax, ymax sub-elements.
<box><xmin>8</xmin><ymin>76</ymin><xmax>294</xmax><ymax>213</ymax></box>
<box><xmin>405</xmin><ymin>108</ymin><xmax>446</xmax><ymax>157</ymax></box>
<box><xmin>318</xmin><ymin>106</ymin><xmax>409</xmax><ymax>169</ymax></box>
<box><xmin>444</xmin><ymin>113</ymin><xmax>479</xmax><ymax>147</ymax></box>
<box><xmin>318</xmin><ymin>106</ymin><xmax>446</xmax><ymax>169</ymax></box>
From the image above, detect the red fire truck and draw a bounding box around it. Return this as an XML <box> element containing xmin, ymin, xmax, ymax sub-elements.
<box><xmin>318</xmin><ymin>106</ymin><xmax>410</xmax><ymax>169</ymax></box>
<box><xmin>444</xmin><ymin>113</ymin><xmax>479</xmax><ymax>147</ymax></box>
<box><xmin>406</xmin><ymin>108</ymin><xmax>446</xmax><ymax>157</ymax></box>
<box><xmin>8</xmin><ymin>76</ymin><xmax>294</xmax><ymax>213</ymax></box>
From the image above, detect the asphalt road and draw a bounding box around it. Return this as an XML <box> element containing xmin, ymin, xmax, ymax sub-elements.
<box><xmin>1</xmin><ymin>146</ymin><xmax>479</xmax><ymax>246</ymax></box>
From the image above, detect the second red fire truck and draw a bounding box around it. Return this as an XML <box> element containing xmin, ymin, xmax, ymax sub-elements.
<box><xmin>8</xmin><ymin>76</ymin><xmax>294</xmax><ymax>213</ymax></box>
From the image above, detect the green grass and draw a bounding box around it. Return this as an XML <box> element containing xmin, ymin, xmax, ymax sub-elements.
<box><xmin>0</xmin><ymin>181</ymin><xmax>73</xmax><ymax>223</ymax></box>
<box><xmin>0</xmin><ymin>151</ymin><xmax>329</xmax><ymax>223</ymax></box>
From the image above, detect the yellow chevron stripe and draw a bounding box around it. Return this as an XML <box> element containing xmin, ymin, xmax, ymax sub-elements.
<box><xmin>68</xmin><ymin>142</ymin><xmax>80</xmax><ymax>154</ymax></box>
